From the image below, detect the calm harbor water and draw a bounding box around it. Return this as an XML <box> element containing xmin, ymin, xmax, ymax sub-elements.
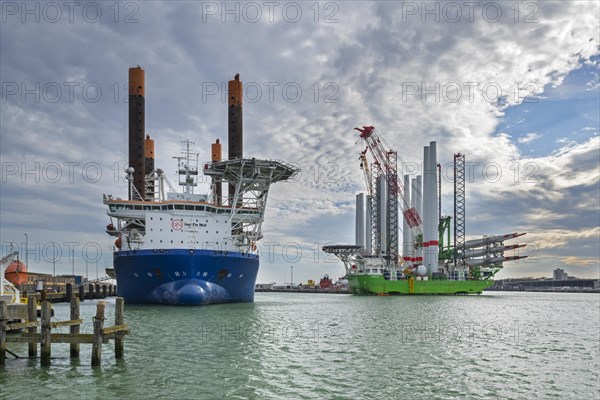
<box><xmin>1</xmin><ymin>292</ymin><xmax>599</xmax><ymax>399</ymax></box>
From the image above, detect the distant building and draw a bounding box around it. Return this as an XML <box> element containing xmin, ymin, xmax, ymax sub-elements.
<box><xmin>255</xmin><ymin>283</ymin><xmax>274</xmax><ymax>290</ymax></box>
<box><xmin>553</xmin><ymin>268</ymin><xmax>567</xmax><ymax>280</ymax></box>
<box><xmin>19</xmin><ymin>272</ymin><xmax>83</xmax><ymax>294</ymax></box>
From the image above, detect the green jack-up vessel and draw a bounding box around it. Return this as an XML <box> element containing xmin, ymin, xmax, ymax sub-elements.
<box><xmin>324</xmin><ymin>126</ymin><xmax>527</xmax><ymax>295</ymax></box>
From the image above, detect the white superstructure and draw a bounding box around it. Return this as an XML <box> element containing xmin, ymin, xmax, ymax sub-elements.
<box><xmin>104</xmin><ymin>151</ymin><xmax>297</xmax><ymax>254</ymax></box>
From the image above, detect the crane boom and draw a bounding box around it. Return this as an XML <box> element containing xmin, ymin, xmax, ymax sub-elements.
<box><xmin>355</xmin><ymin>126</ymin><xmax>422</xmax><ymax>235</ymax></box>
<box><xmin>359</xmin><ymin>150</ymin><xmax>372</xmax><ymax>196</ymax></box>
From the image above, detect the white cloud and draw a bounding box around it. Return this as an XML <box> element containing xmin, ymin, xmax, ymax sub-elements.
<box><xmin>518</xmin><ymin>132</ymin><xmax>542</xmax><ymax>143</ymax></box>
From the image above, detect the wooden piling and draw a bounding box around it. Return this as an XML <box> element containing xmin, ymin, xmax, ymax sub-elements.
<box><xmin>70</xmin><ymin>296</ymin><xmax>80</xmax><ymax>359</ymax></box>
<box><xmin>1</xmin><ymin>301</ymin><xmax>7</xmax><ymax>366</ymax></box>
<box><xmin>66</xmin><ymin>283</ymin><xmax>73</xmax><ymax>301</ymax></box>
<box><xmin>88</xmin><ymin>284</ymin><xmax>94</xmax><ymax>300</ymax></box>
<box><xmin>102</xmin><ymin>285</ymin><xmax>107</xmax><ymax>298</ymax></box>
<box><xmin>78</xmin><ymin>284</ymin><xmax>85</xmax><ymax>300</ymax></box>
<box><xmin>115</xmin><ymin>297</ymin><xmax>124</xmax><ymax>359</ymax></box>
<box><xmin>95</xmin><ymin>284</ymin><xmax>100</xmax><ymax>299</ymax></box>
<box><xmin>3</xmin><ymin>297</ymin><xmax>127</xmax><ymax>368</ymax></box>
<box><xmin>27</xmin><ymin>295</ymin><xmax>37</xmax><ymax>357</ymax></box>
<box><xmin>91</xmin><ymin>301</ymin><xmax>105</xmax><ymax>366</ymax></box>
<box><xmin>40</xmin><ymin>301</ymin><xmax>52</xmax><ymax>366</ymax></box>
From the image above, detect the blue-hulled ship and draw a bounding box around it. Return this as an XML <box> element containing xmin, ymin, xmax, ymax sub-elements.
<box><xmin>103</xmin><ymin>67</ymin><xmax>297</xmax><ymax>305</ymax></box>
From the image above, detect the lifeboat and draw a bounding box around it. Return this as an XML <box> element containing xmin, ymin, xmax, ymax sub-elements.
<box><xmin>106</xmin><ymin>223</ymin><xmax>119</xmax><ymax>236</ymax></box>
<box><xmin>5</xmin><ymin>260</ymin><xmax>28</xmax><ymax>286</ymax></box>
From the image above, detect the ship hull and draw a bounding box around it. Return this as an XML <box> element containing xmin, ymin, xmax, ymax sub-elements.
<box><xmin>113</xmin><ymin>249</ymin><xmax>259</xmax><ymax>305</ymax></box>
<box><xmin>348</xmin><ymin>275</ymin><xmax>494</xmax><ymax>295</ymax></box>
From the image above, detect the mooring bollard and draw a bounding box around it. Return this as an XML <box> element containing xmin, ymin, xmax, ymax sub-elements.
<box><xmin>91</xmin><ymin>301</ymin><xmax>105</xmax><ymax>366</ymax></box>
<box><xmin>27</xmin><ymin>295</ymin><xmax>37</xmax><ymax>357</ymax></box>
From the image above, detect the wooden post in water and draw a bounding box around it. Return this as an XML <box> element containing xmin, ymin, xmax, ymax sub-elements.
<box><xmin>0</xmin><ymin>301</ymin><xmax>6</xmax><ymax>366</ymax></box>
<box><xmin>78</xmin><ymin>284</ymin><xmax>85</xmax><ymax>300</ymax></box>
<box><xmin>66</xmin><ymin>283</ymin><xmax>73</xmax><ymax>301</ymax></box>
<box><xmin>115</xmin><ymin>297</ymin><xmax>124</xmax><ymax>359</ymax></box>
<box><xmin>91</xmin><ymin>301</ymin><xmax>105</xmax><ymax>366</ymax></box>
<box><xmin>102</xmin><ymin>285</ymin><xmax>107</xmax><ymax>298</ymax></box>
<box><xmin>70</xmin><ymin>296</ymin><xmax>80</xmax><ymax>358</ymax></box>
<box><xmin>88</xmin><ymin>283</ymin><xmax>94</xmax><ymax>300</ymax></box>
<box><xmin>27</xmin><ymin>295</ymin><xmax>37</xmax><ymax>357</ymax></box>
<box><xmin>95</xmin><ymin>284</ymin><xmax>100</xmax><ymax>299</ymax></box>
<box><xmin>40</xmin><ymin>301</ymin><xmax>52</xmax><ymax>366</ymax></box>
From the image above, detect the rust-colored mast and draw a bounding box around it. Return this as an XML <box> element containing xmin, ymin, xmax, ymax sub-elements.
<box><xmin>211</xmin><ymin>139</ymin><xmax>222</xmax><ymax>205</ymax></box>
<box><xmin>228</xmin><ymin>73</ymin><xmax>243</xmax><ymax>204</ymax></box>
<box><xmin>128</xmin><ymin>66</ymin><xmax>145</xmax><ymax>200</ymax></box>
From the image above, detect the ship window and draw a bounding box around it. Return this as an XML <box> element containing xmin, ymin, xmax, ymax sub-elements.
<box><xmin>144</xmin><ymin>205</ymin><xmax>152</xmax><ymax>210</ymax></box>
<box><xmin>175</xmin><ymin>205</ymin><xmax>184</xmax><ymax>210</ymax></box>
<box><xmin>160</xmin><ymin>240</ymin><xmax>163</xmax><ymax>243</ymax></box>
<box><xmin>109</xmin><ymin>205</ymin><xmax>116</xmax><ymax>212</ymax></box>
<box><xmin>218</xmin><ymin>209</ymin><xmax>226</xmax><ymax>214</ymax></box>
<box><xmin>134</xmin><ymin>205</ymin><xmax>143</xmax><ymax>210</ymax></box>
<box><xmin>125</xmin><ymin>204</ymin><xmax>133</xmax><ymax>210</ymax></box>
<box><xmin>116</xmin><ymin>204</ymin><xmax>124</xmax><ymax>210</ymax></box>
<box><xmin>150</xmin><ymin>217</ymin><xmax>153</xmax><ymax>220</ymax></box>
<box><xmin>185</xmin><ymin>205</ymin><xmax>194</xmax><ymax>210</ymax></box>
<box><xmin>171</xmin><ymin>240</ymin><xmax>173</xmax><ymax>243</ymax></box>
<box><xmin>195</xmin><ymin>206</ymin><xmax>205</xmax><ymax>211</ymax></box>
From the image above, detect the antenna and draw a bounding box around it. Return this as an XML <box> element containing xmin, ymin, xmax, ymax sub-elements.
<box><xmin>173</xmin><ymin>139</ymin><xmax>199</xmax><ymax>194</ymax></box>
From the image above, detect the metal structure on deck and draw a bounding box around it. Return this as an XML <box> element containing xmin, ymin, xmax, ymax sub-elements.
<box><xmin>386</xmin><ymin>151</ymin><xmax>399</xmax><ymax>266</ymax></box>
<box><xmin>204</xmin><ymin>158</ymin><xmax>298</xmax><ymax>251</ymax></box>
<box><xmin>453</xmin><ymin>153</ymin><xmax>466</xmax><ymax>268</ymax></box>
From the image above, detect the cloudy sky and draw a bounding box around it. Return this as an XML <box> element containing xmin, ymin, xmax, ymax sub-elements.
<box><xmin>1</xmin><ymin>1</ymin><xmax>599</xmax><ymax>283</ymax></box>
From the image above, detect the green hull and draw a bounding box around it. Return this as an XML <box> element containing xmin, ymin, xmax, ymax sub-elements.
<box><xmin>348</xmin><ymin>275</ymin><xmax>493</xmax><ymax>295</ymax></box>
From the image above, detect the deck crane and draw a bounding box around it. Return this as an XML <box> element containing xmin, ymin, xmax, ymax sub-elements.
<box><xmin>359</xmin><ymin>150</ymin><xmax>373</xmax><ymax>196</ymax></box>
<box><xmin>354</xmin><ymin>126</ymin><xmax>422</xmax><ymax>235</ymax></box>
